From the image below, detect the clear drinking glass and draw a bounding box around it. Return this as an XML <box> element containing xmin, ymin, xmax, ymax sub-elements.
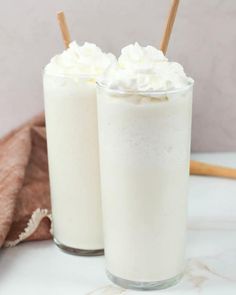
<box><xmin>43</xmin><ymin>72</ymin><xmax>103</xmax><ymax>255</ymax></box>
<box><xmin>96</xmin><ymin>81</ymin><xmax>193</xmax><ymax>289</ymax></box>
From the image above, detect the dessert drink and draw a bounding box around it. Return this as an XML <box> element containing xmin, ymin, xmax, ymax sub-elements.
<box><xmin>97</xmin><ymin>43</ymin><xmax>194</xmax><ymax>288</ymax></box>
<box><xmin>43</xmin><ymin>42</ymin><xmax>115</xmax><ymax>255</ymax></box>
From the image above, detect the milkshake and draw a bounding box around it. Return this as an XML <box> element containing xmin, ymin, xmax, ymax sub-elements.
<box><xmin>97</xmin><ymin>43</ymin><xmax>193</xmax><ymax>289</ymax></box>
<box><xmin>43</xmin><ymin>42</ymin><xmax>115</xmax><ymax>255</ymax></box>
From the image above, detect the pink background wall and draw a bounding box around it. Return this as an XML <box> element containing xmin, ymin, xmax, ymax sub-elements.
<box><xmin>0</xmin><ymin>0</ymin><xmax>235</xmax><ymax>151</ymax></box>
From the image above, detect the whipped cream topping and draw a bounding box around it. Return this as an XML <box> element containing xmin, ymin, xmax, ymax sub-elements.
<box><xmin>45</xmin><ymin>41</ymin><xmax>116</xmax><ymax>77</ymax></box>
<box><xmin>100</xmin><ymin>42</ymin><xmax>193</xmax><ymax>92</ymax></box>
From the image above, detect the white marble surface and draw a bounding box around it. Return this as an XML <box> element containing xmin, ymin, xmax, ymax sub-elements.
<box><xmin>0</xmin><ymin>153</ymin><xmax>236</xmax><ymax>294</ymax></box>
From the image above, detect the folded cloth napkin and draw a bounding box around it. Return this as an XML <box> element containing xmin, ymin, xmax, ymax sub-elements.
<box><xmin>0</xmin><ymin>113</ymin><xmax>51</xmax><ymax>248</ymax></box>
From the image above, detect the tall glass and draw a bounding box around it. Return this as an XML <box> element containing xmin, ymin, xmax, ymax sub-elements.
<box><xmin>97</xmin><ymin>82</ymin><xmax>193</xmax><ymax>289</ymax></box>
<box><xmin>43</xmin><ymin>73</ymin><xmax>103</xmax><ymax>255</ymax></box>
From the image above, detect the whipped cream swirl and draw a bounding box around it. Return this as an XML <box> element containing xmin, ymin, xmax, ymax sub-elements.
<box><xmin>45</xmin><ymin>41</ymin><xmax>116</xmax><ymax>76</ymax></box>
<box><xmin>100</xmin><ymin>42</ymin><xmax>193</xmax><ymax>92</ymax></box>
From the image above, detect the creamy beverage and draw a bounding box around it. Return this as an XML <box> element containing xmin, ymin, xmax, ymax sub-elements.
<box><xmin>43</xmin><ymin>42</ymin><xmax>115</xmax><ymax>255</ymax></box>
<box><xmin>97</xmin><ymin>43</ymin><xmax>193</xmax><ymax>288</ymax></box>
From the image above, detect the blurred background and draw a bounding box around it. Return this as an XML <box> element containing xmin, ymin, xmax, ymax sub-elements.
<box><xmin>0</xmin><ymin>0</ymin><xmax>235</xmax><ymax>151</ymax></box>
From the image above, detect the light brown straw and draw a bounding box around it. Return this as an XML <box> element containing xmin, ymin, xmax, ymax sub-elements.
<box><xmin>57</xmin><ymin>11</ymin><xmax>71</xmax><ymax>48</ymax></box>
<box><xmin>190</xmin><ymin>160</ymin><xmax>236</xmax><ymax>180</ymax></box>
<box><xmin>160</xmin><ymin>0</ymin><xmax>180</xmax><ymax>54</ymax></box>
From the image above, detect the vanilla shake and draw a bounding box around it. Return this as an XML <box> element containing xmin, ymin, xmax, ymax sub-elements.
<box><xmin>43</xmin><ymin>42</ymin><xmax>115</xmax><ymax>255</ymax></box>
<box><xmin>97</xmin><ymin>43</ymin><xmax>194</xmax><ymax>289</ymax></box>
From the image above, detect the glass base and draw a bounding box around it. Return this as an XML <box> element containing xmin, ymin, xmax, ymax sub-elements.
<box><xmin>54</xmin><ymin>238</ymin><xmax>104</xmax><ymax>256</ymax></box>
<box><xmin>107</xmin><ymin>270</ymin><xmax>183</xmax><ymax>291</ymax></box>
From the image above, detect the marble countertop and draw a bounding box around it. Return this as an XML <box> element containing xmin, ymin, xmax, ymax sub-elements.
<box><xmin>0</xmin><ymin>153</ymin><xmax>236</xmax><ymax>294</ymax></box>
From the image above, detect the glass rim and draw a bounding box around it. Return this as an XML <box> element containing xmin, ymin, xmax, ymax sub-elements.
<box><xmin>96</xmin><ymin>79</ymin><xmax>194</xmax><ymax>95</ymax></box>
<box><xmin>42</xmin><ymin>68</ymin><xmax>98</xmax><ymax>79</ymax></box>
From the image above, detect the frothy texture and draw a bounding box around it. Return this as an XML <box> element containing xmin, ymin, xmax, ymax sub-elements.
<box><xmin>45</xmin><ymin>41</ymin><xmax>116</xmax><ymax>76</ymax></box>
<box><xmin>100</xmin><ymin>43</ymin><xmax>193</xmax><ymax>92</ymax></box>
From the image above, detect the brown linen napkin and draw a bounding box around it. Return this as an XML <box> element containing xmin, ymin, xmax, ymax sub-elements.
<box><xmin>0</xmin><ymin>113</ymin><xmax>51</xmax><ymax>248</ymax></box>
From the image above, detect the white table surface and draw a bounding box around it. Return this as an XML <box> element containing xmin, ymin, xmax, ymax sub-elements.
<box><xmin>0</xmin><ymin>153</ymin><xmax>236</xmax><ymax>295</ymax></box>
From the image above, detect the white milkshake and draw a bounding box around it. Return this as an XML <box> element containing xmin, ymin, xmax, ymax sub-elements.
<box><xmin>97</xmin><ymin>43</ymin><xmax>193</xmax><ymax>288</ymax></box>
<box><xmin>43</xmin><ymin>42</ymin><xmax>115</xmax><ymax>255</ymax></box>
